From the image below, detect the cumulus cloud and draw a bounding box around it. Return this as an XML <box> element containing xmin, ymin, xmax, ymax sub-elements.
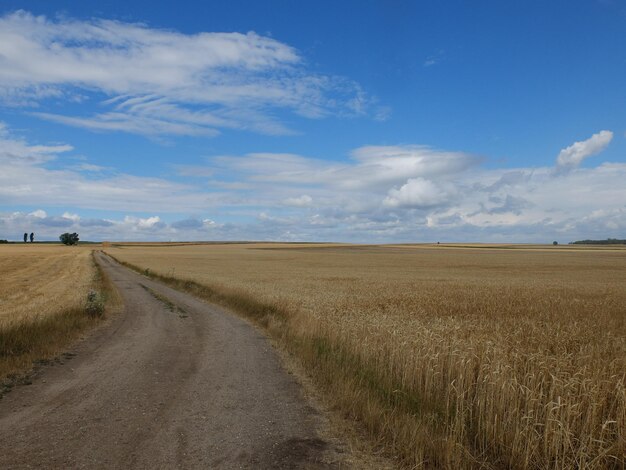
<box><xmin>555</xmin><ymin>130</ymin><xmax>613</xmax><ymax>171</ymax></box>
<box><xmin>384</xmin><ymin>178</ymin><xmax>455</xmax><ymax>208</ymax></box>
<box><xmin>126</xmin><ymin>215</ymin><xmax>163</xmax><ymax>230</ymax></box>
<box><xmin>0</xmin><ymin>10</ymin><xmax>381</xmax><ymax>137</ymax></box>
<box><xmin>204</xmin><ymin>145</ymin><xmax>626</xmax><ymax>241</ymax></box>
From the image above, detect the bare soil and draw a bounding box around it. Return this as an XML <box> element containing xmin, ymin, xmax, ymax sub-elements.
<box><xmin>0</xmin><ymin>252</ymin><xmax>345</xmax><ymax>469</ymax></box>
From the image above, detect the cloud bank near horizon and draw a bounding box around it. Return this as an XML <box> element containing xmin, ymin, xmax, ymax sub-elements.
<box><xmin>0</xmin><ymin>123</ymin><xmax>623</xmax><ymax>243</ymax></box>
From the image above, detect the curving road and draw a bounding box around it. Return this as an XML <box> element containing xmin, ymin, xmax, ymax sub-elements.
<box><xmin>0</xmin><ymin>252</ymin><xmax>342</xmax><ymax>469</ymax></box>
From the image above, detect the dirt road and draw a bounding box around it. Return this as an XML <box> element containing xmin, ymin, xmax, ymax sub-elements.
<box><xmin>0</xmin><ymin>252</ymin><xmax>343</xmax><ymax>469</ymax></box>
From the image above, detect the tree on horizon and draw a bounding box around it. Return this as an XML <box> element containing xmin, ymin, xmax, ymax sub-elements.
<box><xmin>59</xmin><ymin>232</ymin><xmax>80</xmax><ymax>246</ymax></box>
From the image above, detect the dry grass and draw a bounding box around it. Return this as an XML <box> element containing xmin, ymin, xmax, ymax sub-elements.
<box><xmin>0</xmin><ymin>245</ymin><xmax>93</xmax><ymax>325</ymax></box>
<box><xmin>0</xmin><ymin>244</ymin><xmax>113</xmax><ymax>381</ymax></box>
<box><xmin>105</xmin><ymin>243</ymin><xmax>626</xmax><ymax>468</ymax></box>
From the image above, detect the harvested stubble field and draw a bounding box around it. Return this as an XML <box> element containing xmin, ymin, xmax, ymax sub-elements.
<box><xmin>106</xmin><ymin>242</ymin><xmax>626</xmax><ymax>469</ymax></box>
<box><xmin>0</xmin><ymin>244</ymin><xmax>99</xmax><ymax>379</ymax></box>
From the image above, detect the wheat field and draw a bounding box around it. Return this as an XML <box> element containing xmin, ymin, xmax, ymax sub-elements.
<box><xmin>0</xmin><ymin>244</ymin><xmax>98</xmax><ymax>379</ymax></box>
<box><xmin>106</xmin><ymin>242</ymin><xmax>626</xmax><ymax>468</ymax></box>
<box><xmin>0</xmin><ymin>244</ymin><xmax>94</xmax><ymax>325</ymax></box>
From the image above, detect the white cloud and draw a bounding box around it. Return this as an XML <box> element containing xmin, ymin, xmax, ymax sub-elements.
<box><xmin>29</xmin><ymin>209</ymin><xmax>47</xmax><ymax>218</ymax></box>
<box><xmin>199</xmin><ymin>145</ymin><xmax>626</xmax><ymax>241</ymax></box>
<box><xmin>0</xmin><ymin>121</ymin><xmax>73</xmax><ymax>165</ymax></box>
<box><xmin>32</xmin><ymin>111</ymin><xmax>221</xmax><ymax>138</ymax></box>
<box><xmin>62</xmin><ymin>212</ymin><xmax>80</xmax><ymax>222</ymax></box>
<box><xmin>0</xmin><ymin>11</ymin><xmax>298</xmax><ymax>91</ymax></box>
<box><xmin>347</xmin><ymin>145</ymin><xmax>476</xmax><ymax>189</ymax></box>
<box><xmin>0</xmin><ymin>11</ymin><xmax>380</xmax><ymax>137</ymax></box>
<box><xmin>1</xmin><ymin>122</ymin><xmax>624</xmax><ymax>243</ymax></box>
<box><xmin>555</xmin><ymin>130</ymin><xmax>613</xmax><ymax>170</ymax></box>
<box><xmin>124</xmin><ymin>215</ymin><xmax>163</xmax><ymax>230</ymax></box>
<box><xmin>211</xmin><ymin>145</ymin><xmax>478</xmax><ymax>191</ymax></box>
<box><xmin>0</xmin><ymin>122</ymin><xmax>227</xmax><ymax>212</ymax></box>
<box><xmin>384</xmin><ymin>178</ymin><xmax>455</xmax><ymax>208</ymax></box>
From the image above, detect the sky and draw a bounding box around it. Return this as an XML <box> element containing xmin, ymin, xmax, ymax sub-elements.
<box><xmin>0</xmin><ymin>0</ymin><xmax>625</xmax><ymax>242</ymax></box>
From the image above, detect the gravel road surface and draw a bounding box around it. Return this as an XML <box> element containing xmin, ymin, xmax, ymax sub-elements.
<box><xmin>0</xmin><ymin>252</ymin><xmax>343</xmax><ymax>469</ymax></box>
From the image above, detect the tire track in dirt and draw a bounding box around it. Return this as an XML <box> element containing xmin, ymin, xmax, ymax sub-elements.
<box><xmin>0</xmin><ymin>252</ymin><xmax>343</xmax><ymax>469</ymax></box>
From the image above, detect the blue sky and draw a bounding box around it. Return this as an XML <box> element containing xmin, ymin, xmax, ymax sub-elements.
<box><xmin>0</xmin><ymin>1</ymin><xmax>625</xmax><ymax>242</ymax></box>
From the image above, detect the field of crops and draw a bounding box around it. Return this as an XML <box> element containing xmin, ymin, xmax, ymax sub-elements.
<box><xmin>0</xmin><ymin>245</ymin><xmax>94</xmax><ymax>326</ymax></box>
<box><xmin>105</xmin><ymin>242</ymin><xmax>626</xmax><ymax>468</ymax></box>
<box><xmin>0</xmin><ymin>244</ymin><xmax>97</xmax><ymax>378</ymax></box>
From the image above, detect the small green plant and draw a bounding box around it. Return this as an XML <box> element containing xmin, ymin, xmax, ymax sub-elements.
<box><xmin>85</xmin><ymin>290</ymin><xmax>104</xmax><ymax>317</ymax></box>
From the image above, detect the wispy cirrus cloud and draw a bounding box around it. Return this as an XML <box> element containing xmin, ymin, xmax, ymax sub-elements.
<box><xmin>423</xmin><ymin>49</ymin><xmax>445</xmax><ymax>67</ymax></box>
<box><xmin>210</xmin><ymin>145</ymin><xmax>478</xmax><ymax>191</ymax></box>
<box><xmin>0</xmin><ymin>121</ymin><xmax>223</xmax><ymax>212</ymax></box>
<box><xmin>0</xmin><ymin>122</ymin><xmax>73</xmax><ymax>164</ymax></box>
<box><xmin>0</xmin><ymin>10</ymin><xmax>381</xmax><ymax>137</ymax></box>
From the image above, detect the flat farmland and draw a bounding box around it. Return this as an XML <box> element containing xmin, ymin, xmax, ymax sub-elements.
<box><xmin>105</xmin><ymin>243</ymin><xmax>626</xmax><ymax>468</ymax></box>
<box><xmin>0</xmin><ymin>244</ymin><xmax>97</xmax><ymax>378</ymax></box>
<box><xmin>0</xmin><ymin>244</ymin><xmax>94</xmax><ymax>325</ymax></box>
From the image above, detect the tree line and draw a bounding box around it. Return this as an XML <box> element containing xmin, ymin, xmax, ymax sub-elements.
<box><xmin>571</xmin><ymin>238</ymin><xmax>626</xmax><ymax>245</ymax></box>
<box><xmin>0</xmin><ymin>232</ymin><xmax>80</xmax><ymax>244</ymax></box>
